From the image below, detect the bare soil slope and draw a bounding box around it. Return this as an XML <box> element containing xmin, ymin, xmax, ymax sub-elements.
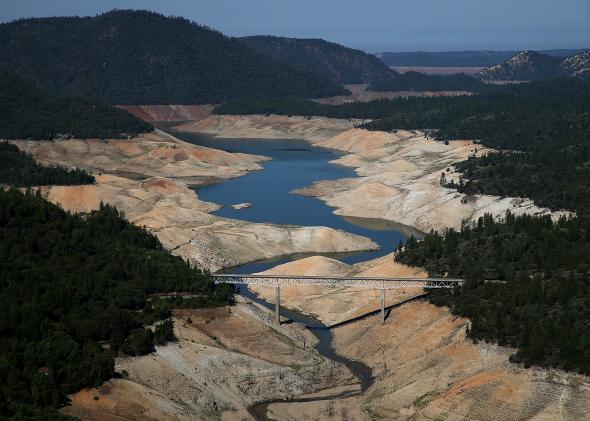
<box><xmin>253</xmin><ymin>255</ymin><xmax>590</xmax><ymax>420</ymax></box>
<box><xmin>63</xmin><ymin>298</ymin><xmax>354</xmax><ymax>420</ymax></box>
<box><xmin>14</xmin><ymin>130</ymin><xmax>377</xmax><ymax>271</ymax></box>
<box><xmin>178</xmin><ymin>115</ymin><xmax>565</xmax><ymax>232</ymax></box>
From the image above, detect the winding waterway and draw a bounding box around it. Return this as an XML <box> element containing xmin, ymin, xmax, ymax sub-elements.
<box><xmin>168</xmin><ymin>128</ymin><xmax>422</xmax><ymax>273</ymax></box>
<box><xmin>166</xmin><ymin>127</ymin><xmax>421</xmax><ymax>419</ymax></box>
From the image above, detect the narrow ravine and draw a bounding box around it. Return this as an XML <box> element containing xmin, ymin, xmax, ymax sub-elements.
<box><xmin>238</xmin><ymin>285</ymin><xmax>372</xmax><ymax>420</ymax></box>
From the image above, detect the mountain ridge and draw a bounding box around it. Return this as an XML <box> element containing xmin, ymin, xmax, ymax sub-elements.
<box><xmin>240</xmin><ymin>35</ymin><xmax>395</xmax><ymax>84</ymax></box>
<box><xmin>375</xmin><ymin>49</ymin><xmax>583</xmax><ymax>67</ymax></box>
<box><xmin>0</xmin><ymin>10</ymin><xmax>347</xmax><ymax>104</ymax></box>
<box><xmin>479</xmin><ymin>49</ymin><xmax>590</xmax><ymax>81</ymax></box>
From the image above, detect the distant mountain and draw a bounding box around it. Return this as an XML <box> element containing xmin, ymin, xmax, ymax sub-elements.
<box><xmin>375</xmin><ymin>49</ymin><xmax>583</xmax><ymax>67</ymax></box>
<box><xmin>240</xmin><ymin>36</ymin><xmax>395</xmax><ymax>84</ymax></box>
<box><xmin>478</xmin><ymin>51</ymin><xmax>563</xmax><ymax>81</ymax></box>
<box><xmin>478</xmin><ymin>50</ymin><xmax>590</xmax><ymax>81</ymax></box>
<box><xmin>561</xmin><ymin>50</ymin><xmax>590</xmax><ymax>80</ymax></box>
<box><xmin>0</xmin><ymin>10</ymin><xmax>347</xmax><ymax>104</ymax></box>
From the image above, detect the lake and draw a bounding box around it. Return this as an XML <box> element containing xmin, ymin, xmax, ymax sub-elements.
<box><xmin>168</xmin><ymin>128</ymin><xmax>421</xmax><ymax>273</ymax></box>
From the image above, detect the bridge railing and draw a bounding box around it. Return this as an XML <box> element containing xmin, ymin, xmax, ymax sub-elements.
<box><xmin>213</xmin><ymin>274</ymin><xmax>464</xmax><ymax>289</ymax></box>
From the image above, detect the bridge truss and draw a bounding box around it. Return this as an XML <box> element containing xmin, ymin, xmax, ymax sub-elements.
<box><xmin>213</xmin><ymin>274</ymin><xmax>464</xmax><ymax>289</ymax></box>
<box><xmin>214</xmin><ymin>274</ymin><xmax>464</xmax><ymax>324</ymax></box>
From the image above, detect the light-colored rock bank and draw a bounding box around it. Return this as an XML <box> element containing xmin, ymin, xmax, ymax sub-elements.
<box><xmin>13</xmin><ymin>130</ymin><xmax>377</xmax><ymax>272</ymax></box>
<box><xmin>255</xmin><ymin>255</ymin><xmax>590</xmax><ymax>421</ymax></box>
<box><xmin>178</xmin><ymin>114</ymin><xmax>566</xmax><ymax>232</ymax></box>
<box><xmin>62</xmin><ymin>297</ymin><xmax>353</xmax><ymax>420</ymax></box>
<box><xmin>251</xmin><ymin>252</ymin><xmax>426</xmax><ymax>326</ymax></box>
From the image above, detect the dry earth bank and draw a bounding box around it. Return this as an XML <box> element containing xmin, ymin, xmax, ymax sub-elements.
<box><xmin>255</xmin><ymin>255</ymin><xmax>590</xmax><ymax>421</ymax></box>
<box><xmin>13</xmin><ymin>130</ymin><xmax>378</xmax><ymax>271</ymax></box>
<box><xmin>27</xmin><ymin>108</ymin><xmax>580</xmax><ymax>420</ymax></box>
<box><xmin>177</xmin><ymin>114</ymin><xmax>565</xmax><ymax>233</ymax></box>
<box><xmin>62</xmin><ymin>297</ymin><xmax>354</xmax><ymax>420</ymax></box>
<box><xmin>118</xmin><ymin>105</ymin><xmax>214</xmax><ymax>123</ymax></box>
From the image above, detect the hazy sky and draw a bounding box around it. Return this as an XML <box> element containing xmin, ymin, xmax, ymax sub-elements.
<box><xmin>1</xmin><ymin>0</ymin><xmax>588</xmax><ymax>52</ymax></box>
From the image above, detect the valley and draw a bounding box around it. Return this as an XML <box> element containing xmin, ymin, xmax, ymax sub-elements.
<box><xmin>1</xmin><ymin>7</ymin><xmax>589</xmax><ymax>420</ymax></box>
<box><xmin>15</xmin><ymin>106</ymin><xmax>584</xmax><ymax>420</ymax></box>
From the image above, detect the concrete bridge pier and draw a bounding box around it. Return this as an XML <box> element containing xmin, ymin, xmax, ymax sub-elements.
<box><xmin>213</xmin><ymin>274</ymin><xmax>465</xmax><ymax>326</ymax></box>
<box><xmin>275</xmin><ymin>286</ymin><xmax>280</xmax><ymax>324</ymax></box>
<box><xmin>380</xmin><ymin>289</ymin><xmax>385</xmax><ymax>324</ymax></box>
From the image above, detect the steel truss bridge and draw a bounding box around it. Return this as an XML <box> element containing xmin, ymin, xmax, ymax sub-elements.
<box><xmin>213</xmin><ymin>274</ymin><xmax>464</xmax><ymax>324</ymax></box>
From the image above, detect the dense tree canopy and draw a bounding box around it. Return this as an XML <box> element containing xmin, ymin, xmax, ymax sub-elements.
<box><xmin>366</xmin><ymin>72</ymin><xmax>490</xmax><ymax>93</ymax></box>
<box><xmin>0</xmin><ymin>10</ymin><xmax>346</xmax><ymax>104</ymax></box>
<box><xmin>397</xmin><ymin>212</ymin><xmax>590</xmax><ymax>374</ymax></box>
<box><xmin>215</xmin><ymin>79</ymin><xmax>590</xmax><ymax>214</ymax></box>
<box><xmin>216</xmin><ymin>78</ymin><xmax>590</xmax><ymax>374</ymax></box>
<box><xmin>0</xmin><ymin>142</ymin><xmax>94</xmax><ymax>186</ymax></box>
<box><xmin>240</xmin><ymin>36</ymin><xmax>395</xmax><ymax>84</ymax></box>
<box><xmin>0</xmin><ymin>73</ymin><xmax>153</xmax><ymax>140</ymax></box>
<box><xmin>0</xmin><ymin>189</ymin><xmax>233</xmax><ymax>418</ymax></box>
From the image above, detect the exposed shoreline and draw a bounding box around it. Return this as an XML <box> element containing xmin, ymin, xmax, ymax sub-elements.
<box><xmin>16</xmin><ymin>108</ymin><xmax>586</xmax><ymax>419</ymax></box>
<box><xmin>14</xmin><ymin>129</ymin><xmax>379</xmax><ymax>272</ymax></box>
<box><xmin>177</xmin><ymin>112</ymin><xmax>566</xmax><ymax>233</ymax></box>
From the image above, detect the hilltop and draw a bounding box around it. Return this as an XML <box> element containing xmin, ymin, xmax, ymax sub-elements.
<box><xmin>0</xmin><ymin>10</ymin><xmax>346</xmax><ymax>104</ymax></box>
<box><xmin>561</xmin><ymin>49</ymin><xmax>590</xmax><ymax>79</ymax></box>
<box><xmin>240</xmin><ymin>35</ymin><xmax>395</xmax><ymax>84</ymax></box>
<box><xmin>479</xmin><ymin>49</ymin><xmax>590</xmax><ymax>81</ymax></box>
<box><xmin>375</xmin><ymin>49</ymin><xmax>582</xmax><ymax>67</ymax></box>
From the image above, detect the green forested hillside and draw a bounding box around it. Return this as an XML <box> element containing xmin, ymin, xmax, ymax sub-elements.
<box><xmin>240</xmin><ymin>36</ymin><xmax>394</xmax><ymax>84</ymax></box>
<box><xmin>216</xmin><ymin>79</ymin><xmax>590</xmax><ymax>374</ymax></box>
<box><xmin>0</xmin><ymin>189</ymin><xmax>233</xmax><ymax>418</ymax></box>
<box><xmin>0</xmin><ymin>10</ymin><xmax>346</xmax><ymax>104</ymax></box>
<box><xmin>0</xmin><ymin>73</ymin><xmax>152</xmax><ymax>140</ymax></box>
<box><xmin>215</xmin><ymin>79</ymin><xmax>590</xmax><ymax>214</ymax></box>
<box><xmin>367</xmin><ymin>71</ymin><xmax>489</xmax><ymax>92</ymax></box>
<box><xmin>478</xmin><ymin>50</ymin><xmax>590</xmax><ymax>81</ymax></box>
<box><xmin>0</xmin><ymin>142</ymin><xmax>94</xmax><ymax>186</ymax></box>
<box><xmin>397</xmin><ymin>212</ymin><xmax>590</xmax><ymax>375</ymax></box>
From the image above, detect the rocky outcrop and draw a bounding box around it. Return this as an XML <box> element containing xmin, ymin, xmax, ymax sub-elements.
<box><xmin>478</xmin><ymin>49</ymin><xmax>590</xmax><ymax>81</ymax></box>
<box><xmin>561</xmin><ymin>49</ymin><xmax>590</xmax><ymax>80</ymax></box>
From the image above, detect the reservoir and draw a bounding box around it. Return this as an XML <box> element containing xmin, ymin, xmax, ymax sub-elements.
<box><xmin>161</xmin><ymin>129</ymin><xmax>421</xmax><ymax>419</ymax></box>
<box><xmin>169</xmin><ymin>128</ymin><xmax>422</xmax><ymax>273</ymax></box>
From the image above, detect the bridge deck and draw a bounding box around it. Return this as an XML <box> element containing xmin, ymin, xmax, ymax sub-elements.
<box><xmin>213</xmin><ymin>274</ymin><xmax>464</xmax><ymax>289</ymax></box>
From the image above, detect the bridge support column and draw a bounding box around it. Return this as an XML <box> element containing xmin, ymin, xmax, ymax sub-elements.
<box><xmin>275</xmin><ymin>286</ymin><xmax>280</xmax><ymax>324</ymax></box>
<box><xmin>380</xmin><ymin>289</ymin><xmax>385</xmax><ymax>324</ymax></box>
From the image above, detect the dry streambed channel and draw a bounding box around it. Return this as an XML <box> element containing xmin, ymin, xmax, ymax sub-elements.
<box><xmin>167</xmin><ymin>127</ymin><xmax>418</xmax><ymax>418</ymax></box>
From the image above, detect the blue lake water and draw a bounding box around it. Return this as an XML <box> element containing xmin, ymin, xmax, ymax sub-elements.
<box><xmin>167</xmin><ymin>128</ymin><xmax>422</xmax><ymax>273</ymax></box>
